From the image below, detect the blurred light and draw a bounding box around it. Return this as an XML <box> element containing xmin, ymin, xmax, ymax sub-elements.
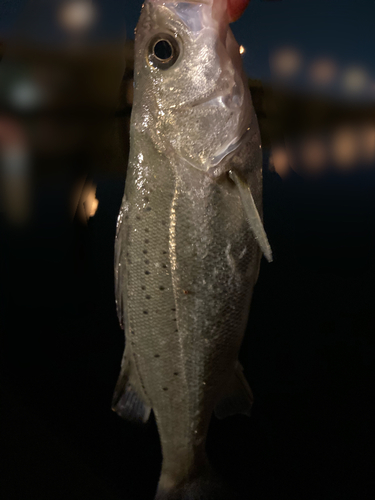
<box><xmin>9</xmin><ymin>80</ymin><xmax>45</xmax><ymax>111</ymax></box>
<box><xmin>342</xmin><ymin>67</ymin><xmax>368</xmax><ymax>93</ymax></box>
<box><xmin>300</xmin><ymin>136</ymin><xmax>326</xmax><ymax>174</ymax></box>
<box><xmin>72</xmin><ymin>179</ymin><xmax>98</xmax><ymax>222</ymax></box>
<box><xmin>58</xmin><ymin>0</ymin><xmax>97</xmax><ymax>33</ymax></box>
<box><xmin>2</xmin><ymin>145</ymin><xmax>29</xmax><ymax>177</ymax></box>
<box><xmin>270</xmin><ymin>47</ymin><xmax>302</xmax><ymax>79</ymax></box>
<box><xmin>0</xmin><ymin>117</ymin><xmax>31</xmax><ymax>225</ymax></box>
<box><xmin>84</xmin><ymin>185</ymin><xmax>99</xmax><ymax>218</ymax></box>
<box><xmin>239</xmin><ymin>45</ymin><xmax>246</xmax><ymax>55</ymax></box>
<box><xmin>271</xmin><ymin>145</ymin><xmax>290</xmax><ymax>178</ymax></box>
<box><xmin>331</xmin><ymin>127</ymin><xmax>358</xmax><ymax>169</ymax></box>
<box><xmin>358</xmin><ymin>124</ymin><xmax>375</xmax><ymax>164</ymax></box>
<box><xmin>309</xmin><ymin>59</ymin><xmax>337</xmax><ymax>86</ymax></box>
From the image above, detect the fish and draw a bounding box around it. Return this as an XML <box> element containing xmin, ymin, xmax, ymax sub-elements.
<box><xmin>112</xmin><ymin>0</ymin><xmax>272</xmax><ymax>499</ymax></box>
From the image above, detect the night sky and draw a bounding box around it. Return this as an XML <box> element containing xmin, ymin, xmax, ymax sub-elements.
<box><xmin>1</xmin><ymin>0</ymin><xmax>375</xmax><ymax>83</ymax></box>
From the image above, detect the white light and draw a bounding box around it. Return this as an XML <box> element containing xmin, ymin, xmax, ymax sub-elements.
<box><xmin>10</xmin><ymin>80</ymin><xmax>44</xmax><ymax>111</ymax></box>
<box><xmin>239</xmin><ymin>45</ymin><xmax>246</xmax><ymax>55</ymax></box>
<box><xmin>342</xmin><ymin>67</ymin><xmax>368</xmax><ymax>93</ymax></box>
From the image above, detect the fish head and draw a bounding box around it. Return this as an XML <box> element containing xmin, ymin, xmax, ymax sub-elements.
<box><xmin>133</xmin><ymin>0</ymin><xmax>253</xmax><ymax>174</ymax></box>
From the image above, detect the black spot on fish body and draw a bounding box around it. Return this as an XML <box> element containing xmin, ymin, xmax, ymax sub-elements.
<box><xmin>141</xmin><ymin>285</ymin><xmax>146</xmax><ymax>290</ymax></box>
<box><xmin>159</xmin><ymin>286</ymin><xmax>165</xmax><ymax>291</ymax></box>
<box><xmin>146</xmin><ymin>295</ymin><xmax>151</xmax><ymax>299</ymax></box>
<box><xmin>143</xmin><ymin>249</ymin><xmax>148</xmax><ymax>254</ymax></box>
<box><xmin>163</xmin><ymin>387</ymin><xmax>168</xmax><ymax>391</ymax></box>
<box><xmin>143</xmin><ymin>310</ymin><xmax>148</xmax><ymax>314</ymax></box>
<box><xmin>145</xmin><ymin>271</ymin><xmax>150</xmax><ymax>275</ymax></box>
<box><xmin>154</xmin><ymin>354</ymin><xmax>160</xmax><ymax>358</ymax></box>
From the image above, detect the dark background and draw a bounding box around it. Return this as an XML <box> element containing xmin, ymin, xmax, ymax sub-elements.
<box><xmin>1</xmin><ymin>1</ymin><xmax>375</xmax><ymax>500</ymax></box>
<box><xmin>2</xmin><ymin>161</ymin><xmax>374</xmax><ymax>500</ymax></box>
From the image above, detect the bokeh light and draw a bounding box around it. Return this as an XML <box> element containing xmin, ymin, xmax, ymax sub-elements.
<box><xmin>308</xmin><ymin>58</ymin><xmax>337</xmax><ymax>86</ymax></box>
<box><xmin>331</xmin><ymin>126</ymin><xmax>358</xmax><ymax>169</ymax></box>
<box><xmin>271</xmin><ymin>145</ymin><xmax>290</xmax><ymax>178</ymax></box>
<box><xmin>58</xmin><ymin>0</ymin><xmax>97</xmax><ymax>33</ymax></box>
<box><xmin>270</xmin><ymin>47</ymin><xmax>302</xmax><ymax>79</ymax></box>
<box><xmin>299</xmin><ymin>136</ymin><xmax>327</xmax><ymax>174</ymax></box>
<box><xmin>342</xmin><ymin>67</ymin><xmax>368</xmax><ymax>93</ymax></box>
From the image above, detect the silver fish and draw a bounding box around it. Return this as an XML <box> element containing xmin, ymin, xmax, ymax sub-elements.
<box><xmin>113</xmin><ymin>1</ymin><xmax>271</xmax><ymax>498</ymax></box>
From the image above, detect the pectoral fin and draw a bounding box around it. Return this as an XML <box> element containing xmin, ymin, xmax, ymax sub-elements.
<box><xmin>214</xmin><ymin>361</ymin><xmax>254</xmax><ymax>419</ymax></box>
<box><xmin>112</xmin><ymin>345</ymin><xmax>151</xmax><ymax>424</ymax></box>
<box><xmin>229</xmin><ymin>169</ymin><xmax>273</xmax><ymax>263</ymax></box>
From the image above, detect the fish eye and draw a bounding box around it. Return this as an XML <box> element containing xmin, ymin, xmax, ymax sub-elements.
<box><xmin>147</xmin><ymin>33</ymin><xmax>180</xmax><ymax>70</ymax></box>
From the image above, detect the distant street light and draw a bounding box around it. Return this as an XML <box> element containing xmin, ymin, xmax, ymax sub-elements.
<box><xmin>58</xmin><ymin>0</ymin><xmax>97</xmax><ymax>33</ymax></box>
<box><xmin>342</xmin><ymin>67</ymin><xmax>368</xmax><ymax>93</ymax></box>
<box><xmin>309</xmin><ymin>59</ymin><xmax>337</xmax><ymax>86</ymax></box>
<box><xmin>270</xmin><ymin>47</ymin><xmax>302</xmax><ymax>79</ymax></box>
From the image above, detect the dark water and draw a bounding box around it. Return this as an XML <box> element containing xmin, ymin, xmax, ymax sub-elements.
<box><xmin>1</xmin><ymin>164</ymin><xmax>374</xmax><ymax>500</ymax></box>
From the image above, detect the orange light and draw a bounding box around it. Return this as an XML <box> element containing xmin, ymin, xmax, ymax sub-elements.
<box><xmin>331</xmin><ymin>127</ymin><xmax>358</xmax><ymax>169</ymax></box>
<box><xmin>358</xmin><ymin>124</ymin><xmax>375</xmax><ymax>164</ymax></box>
<box><xmin>309</xmin><ymin>59</ymin><xmax>337</xmax><ymax>86</ymax></box>
<box><xmin>271</xmin><ymin>145</ymin><xmax>289</xmax><ymax>178</ymax></box>
<box><xmin>270</xmin><ymin>47</ymin><xmax>302</xmax><ymax>79</ymax></box>
<box><xmin>300</xmin><ymin>136</ymin><xmax>327</xmax><ymax>174</ymax></box>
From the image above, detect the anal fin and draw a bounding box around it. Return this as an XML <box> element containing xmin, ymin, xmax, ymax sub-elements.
<box><xmin>112</xmin><ymin>345</ymin><xmax>151</xmax><ymax>424</ymax></box>
<box><xmin>214</xmin><ymin>361</ymin><xmax>254</xmax><ymax>419</ymax></box>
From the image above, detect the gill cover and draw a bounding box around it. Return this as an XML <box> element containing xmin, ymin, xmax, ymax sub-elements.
<box><xmin>135</xmin><ymin>0</ymin><xmax>253</xmax><ymax>174</ymax></box>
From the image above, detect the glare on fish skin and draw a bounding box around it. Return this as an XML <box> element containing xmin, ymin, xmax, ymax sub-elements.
<box><xmin>58</xmin><ymin>0</ymin><xmax>97</xmax><ymax>32</ymax></box>
<box><xmin>270</xmin><ymin>47</ymin><xmax>302</xmax><ymax>79</ymax></box>
<box><xmin>239</xmin><ymin>45</ymin><xmax>246</xmax><ymax>55</ymax></box>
